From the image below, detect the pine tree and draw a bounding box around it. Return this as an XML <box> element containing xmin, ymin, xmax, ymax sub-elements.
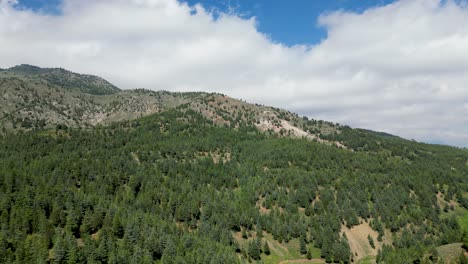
<box><xmin>24</xmin><ymin>234</ymin><xmax>48</xmax><ymax>264</ymax></box>
<box><xmin>368</xmin><ymin>235</ymin><xmax>375</xmax><ymax>249</ymax></box>
<box><xmin>334</xmin><ymin>238</ymin><xmax>351</xmax><ymax>263</ymax></box>
<box><xmin>112</xmin><ymin>213</ymin><xmax>124</xmax><ymax>239</ymax></box>
<box><xmin>161</xmin><ymin>238</ymin><xmax>176</xmax><ymax>264</ymax></box>
<box><xmin>459</xmin><ymin>251</ymin><xmax>468</xmax><ymax>264</ymax></box>
<box><xmin>300</xmin><ymin>238</ymin><xmax>307</xmax><ymax>255</ymax></box>
<box><xmin>96</xmin><ymin>231</ymin><xmax>109</xmax><ymax>263</ymax></box>
<box><xmin>64</xmin><ymin>231</ymin><xmax>78</xmax><ymax>264</ymax></box>
<box><xmin>248</xmin><ymin>238</ymin><xmax>261</xmax><ymax>260</ymax></box>
<box><xmin>242</xmin><ymin>228</ymin><xmax>248</xmax><ymax>239</ymax></box>
<box><xmin>463</xmin><ymin>231</ymin><xmax>468</xmax><ymax>250</ymax></box>
<box><xmin>263</xmin><ymin>241</ymin><xmax>270</xmax><ymax>255</ymax></box>
<box><xmin>256</xmin><ymin>223</ymin><xmax>263</xmax><ymax>238</ymax></box>
<box><xmin>52</xmin><ymin>235</ymin><xmax>66</xmax><ymax>264</ymax></box>
<box><xmin>305</xmin><ymin>203</ymin><xmax>313</xmax><ymax>216</ymax></box>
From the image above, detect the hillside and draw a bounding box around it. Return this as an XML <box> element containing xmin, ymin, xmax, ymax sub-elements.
<box><xmin>0</xmin><ymin>65</ymin><xmax>340</xmax><ymax>145</ymax></box>
<box><xmin>0</xmin><ymin>66</ymin><xmax>467</xmax><ymax>263</ymax></box>
<box><xmin>6</xmin><ymin>64</ymin><xmax>120</xmax><ymax>95</ymax></box>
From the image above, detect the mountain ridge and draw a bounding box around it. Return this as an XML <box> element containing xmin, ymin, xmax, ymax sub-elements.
<box><xmin>5</xmin><ymin>64</ymin><xmax>121</xmax><ymax>95</ymax></box>
<box><xmin>0</xmin><ymin>64</ymin><xmax>465</xmax><ymax>154</ymax></box>
<box><xmin>0</xmin><ymin>65</ymin><xmax>344</xmax><ymax>146</ymax></box>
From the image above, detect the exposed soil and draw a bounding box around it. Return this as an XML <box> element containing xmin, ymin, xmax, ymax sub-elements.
<box><xmin>278</xmin><ymin>259</ymin><xmax>325</xmax><ymax>264</ymax></box>
<box><xmin>341</xmin><ymin>222</ymin><xmax>381</xmax><ymax>263</ymax></box>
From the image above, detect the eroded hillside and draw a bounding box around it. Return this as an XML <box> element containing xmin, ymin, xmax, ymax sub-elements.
<box><xmin>0</xmin><ymin>65</ymin><xmax>342</xmax><ymax>147</ymax></box>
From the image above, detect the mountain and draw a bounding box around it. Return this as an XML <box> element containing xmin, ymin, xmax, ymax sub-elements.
<box><xmin>8</xmin><ymin>64</ymin><xmax>120</xmax><ymax>95</ymax></box>
<box><xmin>0</xmin><ymin>65</ymin><xmax>467</xmax><ymax>264</ymax></box>
<box><xmin>0</xmin><ymin>65</ymin><xmax>341</xmax><ymax>145</ymax></box>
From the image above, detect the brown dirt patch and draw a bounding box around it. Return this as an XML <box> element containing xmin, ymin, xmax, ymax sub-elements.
<box><xmin>278</xmin><ymin>259</ymin><xmax>325</xmax><ymax>264</ymax></box>
<box><xmin>131</xmin><ymin>152</ymin><xmax>141</xmax><ymax>165</ymax></box>
<box><xmin>257</xmin><ymin>197</ymin><xmax>271</xmax><ymax>215</ymax></box>
<box><xmin>437</xmin><ymin>192</ymin><xmax>459</xmax><ymax>208</ymax></box>
<box><xmin>341</xmin><ymin>222</ymin><xmax>381</xmax><ymax>262</ymax></box>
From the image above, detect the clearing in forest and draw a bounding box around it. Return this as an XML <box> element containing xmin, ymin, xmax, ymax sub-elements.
<box><xmin>233</xmin><ymin>231</ymin><xmax>324</xmax><ymax>264</ymax></box>
<box><xmin>341</xmin><ymin>222</ymin><xmax>382</xmax><ymax>262</ymax></box>
<box><xmin>436</xmin><ymin>243</ymin><xmax>464</xmax><ymax>263</ymax></box>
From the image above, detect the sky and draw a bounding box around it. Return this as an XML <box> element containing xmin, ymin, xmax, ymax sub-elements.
<box><xmin>182</xmin><ymin>0</ymin><xmax>397</xmax><ymax>46</ymax></box>
<box><xmin>13</xmin><ymin>0</ymin><xmax>397</xmax><ymax>45</ymax></box>
<box><xmin>1</xmin><ymin>0</ymin><xmax>468</xmax><ymax>147</ymax></box>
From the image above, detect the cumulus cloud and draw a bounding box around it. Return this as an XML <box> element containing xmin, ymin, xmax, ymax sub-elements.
<box><xmin>0</xmin><ymin>0</ymin><xmax>467</xmax><ymax>147</ymax></box>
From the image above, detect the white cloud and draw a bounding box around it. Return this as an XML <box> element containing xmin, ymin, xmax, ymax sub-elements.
<box><xmin>0</xmin><ymin>0</ymin><xmax>467</xmax><ymax>147</ymax></box>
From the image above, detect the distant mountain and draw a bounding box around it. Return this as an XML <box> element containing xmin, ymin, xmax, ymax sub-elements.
<box><xmin>2</xmin><ymin>65</ymin><xmax>466</xmax><ymax>156</ymax></box>
<box><xmin>0</xmin><ymin>65</ymin><xmax>343</xmax><ymax>145</ymax></box>
<box><xmin>2</xmin><ymin>64</ymin><xmax>467</xmax><ymax>157</ymax></box>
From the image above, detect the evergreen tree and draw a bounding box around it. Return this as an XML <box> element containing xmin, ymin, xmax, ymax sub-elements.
<box><xmin>248</xmin><ymin>238</ymin><xmax>261</xmax><ymax>260</ymax></box>
<box><xmin>263</xmin><ymin>241</ymin><xmax>270</xmax><ymax>256</ymax></box>
<box><xmin>242</xmin><ymin>228</ymin><xmax>248</xmax><ymax>239</ymax></box>
<box><xmin>459</xmin><ymin>251</ymin><xmax>468</xmax><ymax>264</ymax></box>
<box><xmin>300</xmin><ymin>238</ymin><xmax>307</xmax><ymax>255</ymax></box>
<box><xmin>368</xmin><ymin>235</ymin><xmax>375</xmax><ymax>249</ymax></box>
<box><xmin>52</xmin><ymin>234</ymin><xmax>66</xmax><ymax>264</ymax></box>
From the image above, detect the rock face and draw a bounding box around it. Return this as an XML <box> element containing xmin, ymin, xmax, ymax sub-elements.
<box><xmin>0</xmin><ymin>65</ymin><xmax>341</xmax><ymax>143</ymax></box>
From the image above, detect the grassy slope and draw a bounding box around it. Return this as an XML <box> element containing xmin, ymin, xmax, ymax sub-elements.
<box><xmin>233</xmin><ymin>231</ymin><xmax>323</xmax><ymax>264</ymax></box>
<box><xmin>459</xmin><ymin>196</ymin><xmax>468</xmax><ymax>233</ymax></box>
<box><xmin>437</xmin><ymin>243</ymin><xmax>464</xmax><ymax>263</ymax></box>
<box><xmin>357</xmin><ymin>256</ymin><xmax>376</xmax><ymax>264</ymax></box>
<box><xmin>438</xmin><ymin>204</ymin><xmax>467</xmax><ymax>262</ymax></box>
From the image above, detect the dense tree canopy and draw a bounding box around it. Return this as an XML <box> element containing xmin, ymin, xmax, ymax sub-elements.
<box><xmin>0</xmin><ymin>108</ymin><xmax>466</xmax><ymax>263</ymax></box>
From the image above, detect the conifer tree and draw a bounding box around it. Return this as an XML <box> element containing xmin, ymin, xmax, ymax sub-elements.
<box><xmin>263</xmin><ymin>241</ymin><xmax>270</xmax><ymax>255</ymax></box>
<box><xmin>300</xmin><ymin>238</ymin><xmax>307</xmax><ymax>255</ymax></box>
<box><xmin>52</xmin><ymin>235</ymin><xmax>66</xmax><ymax>264</ymax></box>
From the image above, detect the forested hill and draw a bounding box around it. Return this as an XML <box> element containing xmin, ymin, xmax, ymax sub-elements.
<box><xmin>1</xmin><ymin>65</ymin><xmax>354</xmax><ymax>149</ymax></box>
<box><xmin>0</xmin><ymin>65</ymin><xmax>467</xmax><ymax>263</ymax></box>
<box><xmin>0</xmin><ymin>106</ymin><xmax>467</xmax><ymax>263</ymax></box>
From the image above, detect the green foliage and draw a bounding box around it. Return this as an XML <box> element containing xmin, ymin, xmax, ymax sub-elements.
<box><xmin>368</xmin><ymin>235</ymin><xmax>375</xmax><ymax>249</ymax></box>
<box><xmin>9</xmin><ymin>64</ymin><xmax>120</xmax><ymax>95</ymax></box>
<box><xmin>248</xmin><ymin>238</ymin><xmax>262</xmax><ymax>260</ymax></box>
<box><xmin>463</xmin><ymin>231</ymin><xmax>468</xmax><ymax>250</ymax></box>
<box><xmin>263</xmin><ymin>241</ymin><xmax>270</xmax><ymax>255</ymax></box>
<box><xmin>300</xmin><ymin>238</ymin><xmax>307</xmax><ymax>255</ymax></box>
<box><xmin>460</xmin><ymin>251</ymin><xmax>468</xmax><ymax>264</ymax></box>
<box><xmin>0</xmin><ymin>108</ymin><xmax>466</xmax><ymax>263</ymax></box>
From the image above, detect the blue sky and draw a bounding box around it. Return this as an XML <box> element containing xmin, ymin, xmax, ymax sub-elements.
<box><xmin>17</xmin><ymin>0</ymin><xmax>396</xmax><ymax>46</ymax></box>
<box><xmin>15</xmin><ymin>0</ymin><xmax>62</xmax><ymax>14</ymax></box>
<box><xmin>183</xmin><ymin>0</ymin><xmax>396</xmax><ymax>45</ymax></box>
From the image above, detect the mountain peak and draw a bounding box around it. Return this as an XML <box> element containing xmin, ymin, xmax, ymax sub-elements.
<box><xmin>9</xmin><ymin>64</ymin><xmax>50</xmax><ymax>74</ymax></box>
<box><xmin>6</xmin><ymin>64</ymin><xmax>120</xmax><ymax>95</ymax></box>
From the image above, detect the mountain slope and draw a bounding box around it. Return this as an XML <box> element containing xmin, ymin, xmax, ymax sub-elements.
<box><xmin>0</xmin><ymin>108</ymin><xmax>466</xmax><ymax>264</ymax></box>
<box><xmin>0</xmin><ymin>65</ymin><xmax>467</xmax><ymax>263</ymax></box>
<box><xmin>0</xmin><ymin>65</ymin><xmax>342</xmax><ymax>146</ymax></box>
<box><xmin>7</xmin><ymin>64</ymin><xmax>120</xmax><ymax>95</ymax></box>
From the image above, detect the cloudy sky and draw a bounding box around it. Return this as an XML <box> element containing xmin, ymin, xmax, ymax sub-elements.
<box><xmin>1</xmin><ymin>0</ymin><xmax>467</xmax><ymax>147</ymax></box>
